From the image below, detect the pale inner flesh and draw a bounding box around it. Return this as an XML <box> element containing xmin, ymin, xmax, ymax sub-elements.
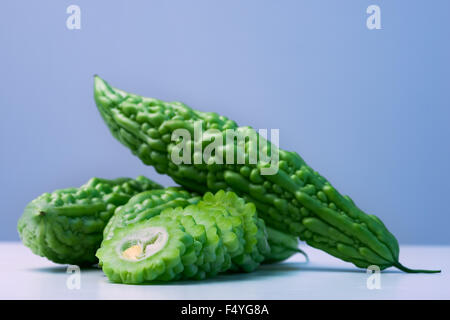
<box><xmin>117</xmin><ymin>227</ymin><xmax>169</xmax><ymax>261</ymax></box>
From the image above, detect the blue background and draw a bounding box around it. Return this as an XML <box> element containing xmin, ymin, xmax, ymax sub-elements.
<box><xmin>1</xmin><ymin>1</ymin><xmax>449</xmax><ymax>244</ymax></box>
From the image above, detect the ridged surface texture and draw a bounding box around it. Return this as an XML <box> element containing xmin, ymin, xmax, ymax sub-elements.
<box><xmin>103</xmin><ymin>187</ymin><xmax>200</xmax><ymax>241</ymax></box>
<box><xmin>103</xmin><ymin>187</ymin><xmax>303</xmax><ymax>266</ymax></box>
<box><xmin>17</xmin><ymin>176</ymin><xmax>162</xmax><ymax>265</ymax></box>
<box><xmin>93</xmin><ymin>76</ymin><xmax>439</xmax><ymax>273</ymax></box>
<box><xmin>97</xmin><ymin>190</ymin><xmax>292</xmax><ymax>283</ymax></box>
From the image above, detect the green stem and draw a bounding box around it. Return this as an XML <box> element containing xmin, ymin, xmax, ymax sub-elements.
<box><xmin>394</xmin><ymin>262</ymin><xmax>441</xmax><ymax>274</ymax></box>
<box><xmin>279</xmin><ymin>245</ymin><xmax>309</xmax><ymax>263</ymax></box>
<box><xmin>296</xmin><ymin>248</ymin><xmax>310</xmax><ymax>263</ymax></box>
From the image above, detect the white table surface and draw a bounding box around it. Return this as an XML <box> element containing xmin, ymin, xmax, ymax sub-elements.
<box><xmin>1</xmin><ymin>242</ymin><xmax>447</xmax><ymax>300</ymax></box>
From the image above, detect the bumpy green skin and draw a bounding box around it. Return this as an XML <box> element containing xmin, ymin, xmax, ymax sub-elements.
<box><xmin>98</xmin><ymin>191</ymin><xmax>281</xmax><ymax>284</ymax></box>
<box><xmin>104</xmin><ymin>187</ymin><xmax>300</xmax><ymax>267</ymax></box>
<box><xmin>159</xmin><ymin>206</ymin><xmax>231</xmax><ymax>279</ymax></box>
<box><xmin>103</xmin><ymin>187</ymin><xmax>200</xmax><ymax>241</ymax></box>
<box><xmin>17</xmin><ymin>176</ymin><xmax>162</xmax><ymax>266</ymax></box>
<box><xmin>94</xmin><ymin>76</ymin><xmax>439</xmax><ymax>273</ymax></box>
<box><xmin>181</xmin><ymin>191</ymin><xmax>270</xmax><ymax>273</ymax></box>
<box><xmin>196</xmin><ymin>190</ymin><xmax>269</xmax><ymax>272</ymax></box>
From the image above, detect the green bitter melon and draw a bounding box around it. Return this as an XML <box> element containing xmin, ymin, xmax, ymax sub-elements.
<box><xmin>17</xmin><ymin>176</ymin><xmax>162</xmax><ymax>265</ymax></box>
<box><xmin>103</xmin><ymin>187</ymin><xmax>200</xmax><ymax>241</ymax></box>
<box><xmin>97</xmin><ymin>190</ymin><xmax>297</xmax><ymax>284</ymax></box>
<box><xmin>104</xmin><ymin>188</ymin><xmax>304</xmax><ymax>266</ymax></box>
<box><xmin>93</xmin><ymin>76</ymin><xmax>439</xmax><ymax>273</ymax></box>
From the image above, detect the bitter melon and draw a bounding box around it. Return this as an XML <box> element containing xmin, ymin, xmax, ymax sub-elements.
<box><xmin>17</xmin><ymin>176</ymin><xmax>162</xmax><ymax>265</ymax></box>
<box><xmin>94</xmin><ymin>76</ymin><xmax>439</xmax><ymax>273</ymax></box>
<box><xmin>97</xmin><ymin>190</ymin><xmax>291</xmax><ymax>283</ymax></box>
<box><xmin>103</xmin><ymin>187</ymin><xmax>200</xmax><ymax>241</ymax></box>
<box><xmin>97</xmin><ymin>215</ymin><xmax>196</xmax><ymax>283</ymax></box>
<box><xmin>103</xmin><ymin>188</ymin><xmax>304</xmax><ymax>267</ymax></box>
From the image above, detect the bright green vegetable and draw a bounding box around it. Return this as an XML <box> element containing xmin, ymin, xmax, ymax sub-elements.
<box><xmin>97</xmin><ymin>191</ymin><xmax>265</xmax><ymax>283</ymax></box>
<box><xmin>161</xmin><ymin>206</ymin><xmax>234</xmax><ymax>279</ymax></box>
<box><xmin>97</xmin><ymin>190</ymin><xmax>293</xmax><ymax>283</ymax></box>
<box><xmin>103</xmin><ymin>187</ymin><xmax>200</xmax><ymax>241</ymax></box>
<box><xmin>97</xmin><ymin>215</ymin><xmax>198</xmax><ymax>283</ymax></box>
<box><xmin>172</xmin><ymin>190</ymin><xmax>271</xmax><ymax>273</ymax></box>
<box><xmin>94</xmin><ymin>76</ymin><xmax>439</xmax><ymax>273</ymax></box>
<box><xmin>103</xmin><ymin>188</ymin><xmax>304</xmax><ymax>266</ymax></box>
<box><xmin>17</xmin><ymin>176</ymin><xmax>162</xmax><ymax>266</ymax></box>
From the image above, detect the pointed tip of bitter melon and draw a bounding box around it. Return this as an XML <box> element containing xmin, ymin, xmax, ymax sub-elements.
<box><xmin>93</xmin><ymin>76</ymin><xmax>121</xmax><ymax>116</ymax></box>
<box><xmin>394</xmin><ymin>262</ymin><xmax>441</xmax><ymax>274</ymax></box>
<box><xmin>93</xmin><ymin>75</ymin><xmax>105</xmax><ymax>90</ymax></box>
<box><xmin>94</xmin><ymin>75</ymin><xmax>107</xmax><ymax>91</ymax></box>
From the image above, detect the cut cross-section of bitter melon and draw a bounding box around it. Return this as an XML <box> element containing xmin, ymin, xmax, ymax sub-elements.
<box><xmin>97</xmin><ymin>190</ymin><xmax>304</xmax><ymax>284</ymax></box>
<box><xmin>118</xmin><ymin>226</ymin><xmax>169</xmax><ymax>261</ymax></box>
<box><xmin>97</xmin><ymin>216</ymin><xmax>196</xmax><ymax>283</ymax></box>
<box><xmin>103</xmin><ymin>188</ymin><xmax>303</xmax><ymax>268</ymax></box>
<box><xmin>103</xmin><ymin>187</ymin><xmax>200</xmax><ymax>241</ymax></box>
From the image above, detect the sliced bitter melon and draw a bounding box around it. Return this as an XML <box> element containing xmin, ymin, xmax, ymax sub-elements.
<box><xmin>97</xmin><ymin>190</ymin><xmax>301</xmax><ymax>284</ymax></box>
<box><xmin>96</xmin><ymin>215</ymin><xmax>197</xmax><ymax>283</ymax></box>
<box><xmin>196</xmin><ymin>190</ymin><xmax>270</xmax><ymax>272</ymax></box>
<box><xmin>103</xmin><ymin>188</ymin><xmax>302</xmax><ymax>270</ymax></box>
<box><xmin>103</xmin><ymin>187</ymin><xmax>200</xmax><ymax>241</ymax></box>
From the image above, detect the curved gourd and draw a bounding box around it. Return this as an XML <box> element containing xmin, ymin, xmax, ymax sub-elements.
<box><xmin>93</xmin><ymin>76</ymin><xmax>439</xmax><ymax>273</ymax></box>
<box><xmin>17</xmin><ymin>176</ymin><xmax>162</xmax><ymax>265</ymax></box>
